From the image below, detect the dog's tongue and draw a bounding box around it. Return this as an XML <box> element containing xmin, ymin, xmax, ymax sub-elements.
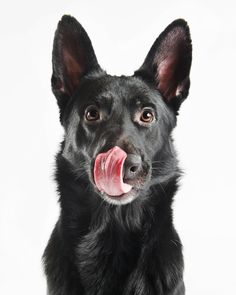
<box><xmin>94</xmin><ymin>146</ymin><xmax>132</xmax><ymax>196</ymax></box>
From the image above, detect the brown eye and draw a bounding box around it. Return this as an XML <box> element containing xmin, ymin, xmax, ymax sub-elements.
<box><xmin>85</xmin><ymin>106</ymin><xmax>100</xmax><ymax>121</ymax></box>
<box><xmin>140</xmin><ymin>108</ymin><xmax>155</xmax><ymax>123</ymax></box>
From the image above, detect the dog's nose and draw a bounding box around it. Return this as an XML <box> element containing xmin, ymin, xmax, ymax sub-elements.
<box><xmin>124</xmin><ymin>154</ymin><xmax>142</xmax><ymax>181</ymax></box>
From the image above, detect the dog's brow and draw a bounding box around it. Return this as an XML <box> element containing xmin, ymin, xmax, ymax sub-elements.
<box><xmin>92</xmin><ymin>95</ymin><xmax>112</xmax><ymax>104</ymax></box>
<box><xmin>132</xmin><ymin>97</ymin><xmax>157</xmax><ymax>109</ymax></box>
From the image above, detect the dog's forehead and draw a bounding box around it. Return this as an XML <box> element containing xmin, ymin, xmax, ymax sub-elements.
<box><xmin>78</xmin><ymin>74</ymin><xmax>163</xmax><ymax>106</ymax></box>
<box><xmin>103</xmin><ymin>75</ymin><xmax>157</xmax><ymax>102</ymax></box>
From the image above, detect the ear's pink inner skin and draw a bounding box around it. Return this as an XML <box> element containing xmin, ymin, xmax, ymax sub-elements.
<box><xmin>157</xmin><ymin>56</ymin><xmax>179</xmax><ymax>100</ymax></box>
<box><xmin>94</xmin><ymin>146</ymin><xmax>133</xmax><ymax>196</ymax></box>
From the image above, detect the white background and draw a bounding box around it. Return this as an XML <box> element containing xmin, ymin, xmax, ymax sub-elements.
<box><xmin>0</xmin><ymin>0</ymin><xmax>236</xmax><ymax>294</ymax></box>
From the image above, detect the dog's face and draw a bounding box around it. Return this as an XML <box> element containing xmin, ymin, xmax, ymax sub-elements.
<box><xmin>51</xmin><ymin>16</ymin><xmax>192</xmax><ymax>205</ymax></box>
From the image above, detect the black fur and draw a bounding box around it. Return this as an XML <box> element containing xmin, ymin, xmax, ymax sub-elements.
<box><xmin>43</xmin><ymin>15</ymin><xmax>192</xmax><ymax>295</ymax></box>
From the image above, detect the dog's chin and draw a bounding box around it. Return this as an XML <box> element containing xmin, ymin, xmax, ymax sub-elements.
<box><xmin>99</xmin><ymin>188</ymin><xmax>139</xmax><ymax>205</ymax></box>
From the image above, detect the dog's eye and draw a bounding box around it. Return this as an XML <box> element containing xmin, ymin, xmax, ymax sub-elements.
<box><xmin>140</xmin><ymin>108</ymin><xmax>155</xmax><ymax>124</ymax></box>
<box><xmin>85</xmin><ymin>106</ymin><xmax>100</xmax><ymax>122</ymax></box>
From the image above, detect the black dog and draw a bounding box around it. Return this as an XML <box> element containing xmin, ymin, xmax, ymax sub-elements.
<box><xmin>43</xmin><ymin>15</ymin><xmax>192</xmax><ymax>295</ymax></box>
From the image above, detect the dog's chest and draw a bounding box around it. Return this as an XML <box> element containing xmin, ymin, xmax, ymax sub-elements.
<box><xmin>76</xmin><ymin>226</ymin><xmax>140</xmax><ymax>294</ymax></box>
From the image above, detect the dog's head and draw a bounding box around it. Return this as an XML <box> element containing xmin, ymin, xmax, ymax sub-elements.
<box><xmin>52</xmin><ymin>16</ymin><xmax>192</xmax><ymax>205</ymax></box>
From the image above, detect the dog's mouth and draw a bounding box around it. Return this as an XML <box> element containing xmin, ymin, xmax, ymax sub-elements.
<box><xmin>93</xmin><ymin>146</ymin><xmax>147</xmax><ymax>204</ymax></box>
<box><xmin>94</xmin><ymin>146</ymin><xmax>132</xmax><ymax>196</ymax></box>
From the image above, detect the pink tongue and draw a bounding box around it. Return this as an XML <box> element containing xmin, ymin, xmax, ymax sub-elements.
<box><xmin>94</xmin><ymin>146</ymin><xmax>132</xmax><ymax>196</ymax></box>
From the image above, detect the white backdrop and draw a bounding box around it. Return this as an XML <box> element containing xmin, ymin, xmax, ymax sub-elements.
<box><xmin>0</xmin><ymin>0</ymin><xmax>236</xmax><ymax>294</ymax></box>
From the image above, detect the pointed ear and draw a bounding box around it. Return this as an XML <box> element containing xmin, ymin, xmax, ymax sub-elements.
<box><xmin>51</xmin><ymin>15</ymin><xmax>102</xmax><ymax>114</ymax></box>
<box><xmin>134</xmin><ymin>19</ymin><xmax>192</xmax><ymax>112</ymax></box>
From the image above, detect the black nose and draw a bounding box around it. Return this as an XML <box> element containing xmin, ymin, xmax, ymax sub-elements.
<box><xmin>124</xmin><ymin>154</ymin><xmax>142</xmax><ymax>181</ymax></box>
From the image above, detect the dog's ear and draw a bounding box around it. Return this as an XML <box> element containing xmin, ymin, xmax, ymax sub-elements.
<box><xmin>134</xmin><ymin>19</ymin><xmax>192</xmax><ymax>112</ymax></box>
<box><xmin>51</xmin><ymin>15</ymin><xmax>102</xmax><ymax>116</ymax></box>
